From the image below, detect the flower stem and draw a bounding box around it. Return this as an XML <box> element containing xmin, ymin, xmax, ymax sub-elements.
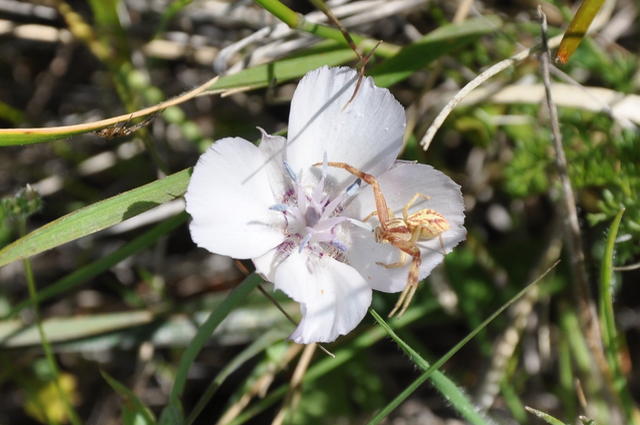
<box><xmin>20</xmin><ymin>217</ymin><xmax>82</xmax><ymax>425</ymax></box>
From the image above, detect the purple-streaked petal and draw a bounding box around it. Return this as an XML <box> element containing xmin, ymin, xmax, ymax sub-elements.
<box><xmin>273</xmin><ymin>250</ymin><xmax>371</xmax><ymax>343</ymax></box>
<box><xmin>286</xmin><ymin>66</ymin><xmax>405</xmax><ymax>190</ymax></box>
<box><xmin>185</xmin><ymin>137</ymin><xmax>286</xmax><ymax>259</ymax></box>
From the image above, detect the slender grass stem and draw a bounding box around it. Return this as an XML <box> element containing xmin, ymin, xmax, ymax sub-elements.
<box><xmin>20</xmin><ymin>217</ymin><xmax>82</xmax><ymax>425</ymax></box>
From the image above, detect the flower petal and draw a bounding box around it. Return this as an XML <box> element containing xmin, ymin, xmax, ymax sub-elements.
<box><xmin>274</xmin><ymin>250</ymin><xmax>372</xmax><ymax>343</ymax></box>
<box><xmin>185</xmin><ymin>137</ymin><xmax>286</xmax><ymax>259</ymax></box>
<box><xmin>252</xmin><ymin>243</ymin><xmax>287</xmax><ymax>284</ymax></box>
<box><xmin>257</xmin><ymin>128</ymin><xmax>290</xmax><ymax>201</ymax></box>
<box><xmin>345</xmin><ymin>226</ymin><xmax>410</xmax><ymax>293</ymax></box>
<box><xmin>346</xmin><ymin>163</ymin><xmax>466</xmax><ymax>292</ymax></box>
<box><xmin>287</xmin><ymin>66</ymin><xmax>405</xmax><ymax>188</ymax></box>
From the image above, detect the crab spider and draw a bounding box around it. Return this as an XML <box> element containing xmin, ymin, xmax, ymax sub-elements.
<box><xmin>314</xmin><ymin>161</ymin><xmax>450</xmax><ymax>318</ymax></box>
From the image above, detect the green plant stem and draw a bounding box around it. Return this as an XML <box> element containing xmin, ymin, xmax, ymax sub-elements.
<box><xmin>252</xmin><ymin>0</ymin><xmax>396</xmax><ymax>57</ymax></box>
<box><xmin>20</xmin><ymin>217</ymin><xmax>82</xmax><ymax>425</ymax></box>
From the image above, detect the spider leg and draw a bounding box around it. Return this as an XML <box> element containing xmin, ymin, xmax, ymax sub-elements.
<box><xmin>388</xmin><ymin>245</ymin><xmax>422</xmax><ymax>318</ymax></box>
<box><xmin>127</xmin><ymin>110</ymin><xmax>164</xmax><ymax>133</ymax></box>
<box><xmin>376</xmin><ymin>251</ymin><xmax>407</xmax><ymax>269</ymax></box>
<box><xmin>438</xmin><ymin>234</ymin><xmax>446</xmax><ymax>256</ymax></box>
<box><xmin>402</xmin><ymin>192</ymin><xmax>431</xmax><ymax>221</ymax></box>
<box><xmin>384</xmin><ymin>237</ymin><xmax>422</xmax><ymax>318</ymax></box>
<box><xmin>363</xmin><ymin>207</ymin><xmax>394</xmax><ymax>223</ymax></box>
<box><xmin>316</xmin><ymin>162</ymin><xmax>392</xmax><ymax>230</ymax></box>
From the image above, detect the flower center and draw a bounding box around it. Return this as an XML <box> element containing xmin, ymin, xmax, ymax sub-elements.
<box><xmin>269</xmin><ymin>155</ymin><xmax>362</xmax><ymax>259</ymax></box>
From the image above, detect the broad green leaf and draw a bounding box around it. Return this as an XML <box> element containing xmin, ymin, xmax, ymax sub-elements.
<box><xmin>101</xmin><ymin>369</ymin><xmax>156</xmax><ymax>425</ymax></box>
<box><xmin>556</xmin><ymin>0</ymin><xmax>605</xmax><ymax>64</ymax></box>
<box><xmin>369</xmin><ymin>15</ymin><xmax>502</xmax><ymax>88</ymax></box>
<box><xmin>0</xmin><ymin>168</ymin><xmax>190</xmax><ymax>268</ymax></box>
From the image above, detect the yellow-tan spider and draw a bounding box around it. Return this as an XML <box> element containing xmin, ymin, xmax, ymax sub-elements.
<box><xmin>316</xmin><ymin>161</ymin><xmax>450</xmax><ymax>318</ymax></box>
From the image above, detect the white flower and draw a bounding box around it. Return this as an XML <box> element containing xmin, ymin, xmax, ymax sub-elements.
<box><xmin>185</xmin><ymin>66</ymin><xmax>466</xmax><ymax>344</ymax></box>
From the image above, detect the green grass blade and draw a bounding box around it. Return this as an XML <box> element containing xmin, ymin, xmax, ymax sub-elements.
<box><xmin>252</xmin><ymin>0</ymin><xmax>395</xmax><ymax>56</ymax></box>
<box><xmin>367</xmin><ymin>262</ymin><xmax>558</xmax><ymax>424</ymax></box>
<box><xmin>225</xmin><ymin>302</ymin><xmax>439</xmax><ymax>425</ymax></box>
<box><xmin>23</xmin><ymin>252</ymin><xmax>82</xmax><ymax>425</ymax></box>
<box><xmin>207</xmin><ymin>41</ymin><xmax>388</xmax><ymax>93</ymax></box>
<box><xmin>369</xmin><ymin>15</ymin><xmax>501</xmax><ymax>88</ymax></box>
<box><xmin>168</xmin><ymin>273</ymin><xmax>263</xmax><ymax>406</ymax></box>
<box><xmin>101</xmin><ymin>369</ymin><xmax>157</xmax><ymax>425</ymax></box>
<box><xmin>185</xmin><ymin>329</ymin><xmax>288</xmax><ymax>425</ymax></box>
<box><xmin>599</xmin><ymin>208</ymin><xmax>623</xmax><ymax>359</ymax></box>
<box><xmin>556</xmin><ymin>0</ymin><xmax>605</xmax><ymax>64</ymax></box>
<box><xmin>0</xmin><ymin>168</ymin><xmax>190</xmax><ymax>268</ymax></box>
<box><xmin>599</xmin><ymin>208</ymin><xmax>640</xmax><ymax>424</ymax></box>
<box><xmin>2</xmin><ymin>212</ymin><xmax>187</xmax><ymax>319</ymax></box>
<box><xmin>367</xmin><ymin>309</ymin><xmax>491</xmax><ymax>425</ymax></box>
<box><xmin>525</xmin><ymin>406</ymin><xmax>569</xmax><ymax>425</ymax></box>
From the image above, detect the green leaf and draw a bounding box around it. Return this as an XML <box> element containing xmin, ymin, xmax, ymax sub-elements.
<box><xmin>0</xmin><ymin>169</ymin><xmax>190</xmax><ymax>268</ymax></box>
<box><xmin>185</xmin><ymin>329</ymin><xmax>289</xmax><ymax>425</ymax></box>
<box><xmin>369</xmin><ymin>15</ymin><xmax>502</xmax><ymax>87</ymax></box>
<box><xmin>159</xmin><ymin>403</ymin><xmax>183</xmax><ymax>425</ymax></box>
<box><xmin>101</xmin><ymin>369</ymin><xmax>156</xmax><ymax>425</ymax></box>
<box><xmin>208</xmin><ymin>41</ymin><xmax>377</xmax><ymax>92</ymax></box>
<box><xmin>556</xmin><ymin>0</ymin><xmax>606</xmax><ymax>64</ymax></box>
<box><xmin>367</xmin><ymin>309</ymin><xmax>491</xmax><ymax>425</ymax></box>
<box><xmin>599</xmin><ymin>208</ymin><xmax>640</xmax><ymax>424</ymax></box>
<box><xmin>367</xmin><ymin>262</ymin><xmax>558</xmax><ymax>424</ymax></box>
<box><xmin>169</xmin><ymin>273</ymin><xmax>263</xmax><ymax>406</ymax></box>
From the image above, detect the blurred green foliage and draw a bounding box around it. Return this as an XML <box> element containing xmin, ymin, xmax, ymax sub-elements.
<box><xmin>503</xmin><ymin>108</ymin><xmax>640</xmax><ymax>262</ymax></box>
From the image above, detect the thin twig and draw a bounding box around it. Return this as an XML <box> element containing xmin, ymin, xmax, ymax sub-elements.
<box><xmin>540</xmin><ymin>8</ymin><xmax>624</xmax><ymax>424</ymax></box>
<box><xmin>420</xmin><ymin>33</ymin><xmax>562</xmax><ymax>151</ymax></box>
<box><xmin>613</xmin><ymin>261</ymin><xmax>640</xmax><ymax>271</ymax></box>
<box><xmin>540</xmin><ymin>7</ymin><xmax>595</xmax><ymax>344</ymax></box>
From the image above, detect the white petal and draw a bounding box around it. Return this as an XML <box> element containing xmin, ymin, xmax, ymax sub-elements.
<box><xmin>287</xmin><ymin>66</ymin><xmax>405</xmax><ymax>188</ymax></box>
<box><xmin>252</xmin><ymin>244</ymin><xmax>286</xmax><ymax>283</ymax></box>
<box><xmin>346</xmin><ymin>163</ymin><xmax>466</xmax><ymax>292</ymax></box>
<box><xmin>274</xmin><ymin>250</ymin><xmax>371</xmax><ymax>343</ymax></box>
<box><xmin>185</xmin><ymin>137</ymin><xmax>286</xmax><ymax>259</ymax></box>
<box><xmin>257</xmin><ymin>128</ymin><xmax>290</xmax><ymax>201</ymax></box>
<box><xmin>344</xmin><ymin>226</ymin><xmax>410</xmax><ymax>293</ymax></box>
